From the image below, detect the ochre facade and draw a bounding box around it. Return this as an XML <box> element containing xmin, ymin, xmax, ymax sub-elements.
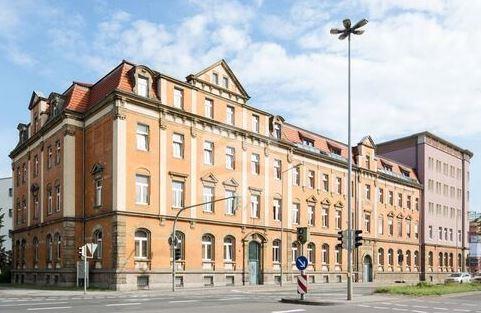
<box><xmin>9</xmin><ymin>60</ymin><xmax>466</xmax><ymax>289</ymax></box>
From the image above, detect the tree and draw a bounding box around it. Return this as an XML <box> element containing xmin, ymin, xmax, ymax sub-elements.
<box><xmin>0</xmin><ymin>210</ymin><xmax>11</xmax><ymax>279</ymax></box>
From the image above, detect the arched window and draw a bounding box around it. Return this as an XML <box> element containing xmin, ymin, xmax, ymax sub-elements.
<box><xmin>388</xmin><ymin>249</ymin><xmax>394</xmax><ymax>266</ymax></box>
<box><xmin>54</xmin><ymin>233</ymin><xmax>61</xmax><ymax>260</ymax></box>
<box><xmin>449</xmin><ymin>253</ymin><xmax>454</xmax><ymax>268</ymax></box>
<box><xmin>272</xmin><ymin>239</ymin><xmax>281</xmax><ymax>263</ymax></box>
<box><xmin>46</xmin><ymin>234</ymin><xmax>53</xmax><ymax>261</ymax></box>
<box><xmin>20</xmin><ymin>239</ymin><xmax>26</xmax><ymax>263</ymax></box>
<box><xmin>175</xmin><ymin>231</ymin><xmax>185</xmax><ymax>261</ymax></box>
<box><xmin>406</xmin><ymin>250</ymin><xmax>411</xmax><ymax>266</ymax></box>
<box><xmin>93</xmin><ymin>230</ymin><xmax>103</xmax><ymax>259</ymax></box>
<box><xmin>414</xmin><ymin>251</ymin><xmax>419</xmax><ymax>267</ymax></box>
<box><xmin>378</xmin><ymin>248</ymin><xmax>384</xmax><ymax>265</ymax></box>
<box><xmin>134</xmin><ymin>229</ymin><xmax>149</xmax><ymax>259</ymax></box>
<box><xmin>322</xmin><ymin>244</ymin><xmax>329</xmax><ymax>264</ymax></box>
<box><xmin>439</xmin><ymin>252</ymin><xmax>443</xmax><ymax>267</ymax></box>
<box><xmin>444</xmin><ymin>253</ymin><xmax>448</xmax><ymax>268</ymax></box>
<box><xmin>335</xmin><ymin>244</ymin><xmax>342</xmax><ymax>264</ymax></box>
<box><xmin>428</xmin><ymin>251</ymin><xmax>433</xmax><ymax>267</ymax></box>
<box><xmin>202</xmin><ymin>234</ymin><xmax>214</xmax><ymax>261</ymax></box>
<box><xmin>397</xmin><ymin>249</ymin><xmax>403</xmax><ymax>265</ymax></box>
<box><xmin>457</xmin><ymin>253</ymin><xmax>462</xmax><ymax>268</ymax></box>
<box><xmin>307</xmin><ymin>242</ymin><xmax>315</xmax><ymax>264</ymax></box>
<box><xmin>33</xmin><ymin>237</ymin><xmax>39</xmax><ymax>263</ymax></box>
<box><xmin>223</xmin><ymin>236</ymin><xmax>235</xmax><ymax>262</ymax></box>
<box><xmin>291</xmin><ymin>242</ymin><xmax>299</xmax><ymax>263</ymax></box>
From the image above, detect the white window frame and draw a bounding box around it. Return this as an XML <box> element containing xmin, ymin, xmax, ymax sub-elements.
<box><xmin>273</xmin><ymin>198</ymin><xmax>281</xmax><ymax>221</ymax></box>
<box><xmin>172</xmin><ymin>180</ymin><xmax>184</xmax><ymax>209</ymax></box>
<box><xmin>251</xmin><ymin>153</ymin><xmax>260</xmax><ymax>175</ymax></box>
<box><xmin>252</xmin><ymin>114</ymin><xmax>259</xmax><ymax>133</ymax></box>
<box><xmin>292</xmin><ymin>203</ymin><xmax>300</xmax><ymax>224</ymax></box>
<box><xmin>137</xmin><ymin>76</ymin><xmax>148</xmax><ymax>97</ymax></box>
<box><xmin>136</xmin><ymin>123</ymin><xmax>149</xmax><ymax>151</ymax></box>
<box><xmin>172</xmin><ymin>133</ymin><xmax>184</xmax><ymax>159</ymax></box>
<box><xmin>203</xmin><ymin>186</ymin><xmax>214</xmax><ymax>213</ymax></box>
<box><xmin>225</xmin><ymin>146</ymin><xmax>235</xmax><ymax>170</ymax></box>
<box><xmin>308</xmin><ymin>204</ymin><xmax>315</xmax><ymax>226</ymax></box>
<box><xmin>135</xmin><ymin>231</ymin><xmax>148</xmax><ymax>259</ymax></box>
<box><xmin>226</xmin><ymin>105</ymin><xmax>235</xmax><ymax>125</ymax></box>
<box><xmin>225</xmin><ymin>190</ymin><xmax>236</xmax><ymax>215</ymax></box>
<box><xmin>173</xmin><ymin>88</ymin><xmax>184</xmax><ymax>109</ymax></box>
<box><xmin>250</xmin><ymin>194</ymin><xmax>260</xmax><ymax>218</ymax></box>
<box><xmin>204</xmin><ymin>98</ymin><xmax>213</xmax><ymax>118</ymax></box>
<box><xmin>95</xmin><ymin>179</ymin><xmax>102</xmax><ymax>207</ymax></box>
<box><xmin>135</xmin><ymin>175</ymin><xmax>150</xmax><ymax>205</ymax></box>
<box><xmin>204</xmin><ymin>141</ymin><xmax>214</xmax><ymax>165</ymax></box>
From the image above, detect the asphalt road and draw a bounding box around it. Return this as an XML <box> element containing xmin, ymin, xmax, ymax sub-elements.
<box><xmin>0</xmin><ymin>286</ymin><xmax>480</xmax><ymax>313</ymax></box>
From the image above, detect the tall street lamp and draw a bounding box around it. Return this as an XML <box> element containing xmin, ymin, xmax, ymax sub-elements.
<box><xmin>330</xmin><ymin>18</ymin><xmax>368</xmax><ymax>301</ymax></box>
<box><xmin>280</xmin><ymin>162</ymin><xmax>302</xmax><ymax>286</ymax></box>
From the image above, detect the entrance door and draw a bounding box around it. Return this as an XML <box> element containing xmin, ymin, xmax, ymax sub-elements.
<box><xmin>363</xmin><ymin>255</ymin><xmax>373</xmax><ymax>282</ymax></box>
<box><xmin>248</xmin><ymin>241</ymin><xmax>261</xmax><ymax>285</ymax></box>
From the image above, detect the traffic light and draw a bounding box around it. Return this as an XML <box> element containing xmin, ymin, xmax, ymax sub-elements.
<box><xmin>354</xmin><ymin>230</ymin><xmax>363</xmax><ymax>248</ymax></box>
<box><xmin>337</xmin><ymin>230</ymin><xmax>344</xmax><ymax>247</ymax></box>
<box><xmin>174</xmin><ymin>248</ymin><xmax>182</xmax><ymax>261</ymax></box>
<box><xmin>297</xmin><ymin>227</ymin><xmax>309</xmax><ymax>244</ymax></box>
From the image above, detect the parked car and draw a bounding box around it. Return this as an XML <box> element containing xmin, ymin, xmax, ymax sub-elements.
<box><xmin>444</xmin><ymin>272</ymin><xmax>471</xmax><ymax>284</ymax></box>
<box><xmin>472</xmin><ymin>274</ymin><xmax>481</xmax><ymax>283</ymax></box>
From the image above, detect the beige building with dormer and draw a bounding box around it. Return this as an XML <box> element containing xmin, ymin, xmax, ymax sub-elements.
<box><xmin>10</xmin><ymin>59</ymin><xmax>454</xmax><ymax>290</ymax></box>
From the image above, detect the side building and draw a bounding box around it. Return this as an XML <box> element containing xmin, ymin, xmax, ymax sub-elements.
<box><xmin>377</xmin><ymin>132</ymin><xmax>472</xmax><ymax>282</ymax></box>
<box><xmin>0</xmin><ymin>177</ymin><xmax>13</xmax><ymax>251</ymax></box>
<box><xmin>11</xmin><ymin>60</ymin><xmax>424</xmax><ymax>289</ymax></box>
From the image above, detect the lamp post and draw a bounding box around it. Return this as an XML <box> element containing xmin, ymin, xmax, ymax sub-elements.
<box><xmin>330</xmin><ymin>18</ymin><xmax>368</xmax><ymax>301</ymax></box>
<box><xmin>280</xmin><ymin>162</ymin><xmax>302</xmax><ymax>286</ymax></box>
<box><xmin>170</xmin><ymin>195</ymin><xmax>239</xmax><ymax>292</ymax></box>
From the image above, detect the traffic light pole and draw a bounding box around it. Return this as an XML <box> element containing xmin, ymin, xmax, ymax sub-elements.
<box><xmin>171</xmin><ymin>196</ymin><xmax>238</xmax><ymax>292</ymax></box>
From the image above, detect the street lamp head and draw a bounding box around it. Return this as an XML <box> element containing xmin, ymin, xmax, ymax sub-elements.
<box><xmin>352</xmin><ymin>18</ymin><xmax>368</xmax><ymax>30</ymax></box>
<box><xmin>330</xmin><ymin>28</ymin><xmax>344</xmax><ymax>34</ymax></box>
<box><xmin>338</xmin><ymin>32</ymin><xmax>349</xmax><ymax>40</ymax></box>
<box><xmin>352</xmin><ymin>30</ymin><xmax>365</xmax><ymax>35</ymax></box>
<box><xmin>343</xmin><ymin>19</ymin><xmax>351</xmax><ymax>29</ymax></box>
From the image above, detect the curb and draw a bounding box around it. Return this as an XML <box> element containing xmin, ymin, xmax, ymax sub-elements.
<box><xmin>280</xmin><ymin>298</ymin><xmax>340</xmax><ymax>306</ymax></box>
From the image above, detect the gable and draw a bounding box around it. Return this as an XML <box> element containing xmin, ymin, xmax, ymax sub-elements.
<box><xmin>188</xmin><ymin>59</ymin><xmax>249</xmax><ymax>99</ymax></box>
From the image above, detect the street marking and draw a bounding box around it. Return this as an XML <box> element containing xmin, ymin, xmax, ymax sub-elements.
<box><xmin>105</xmin><ymin>303</ymin><xmax>141</xmax><ymax>306</ymax></box>
<box><xmin>411</xmin><ymin>311</ymin><xmax>427</xmax><ymax>313</ymax></box>
<box><xmin>454</xmin><ymin>310</ymin><xmax>471</xmax><ymax>312</ymax></box>
<box><xmin>433</xmin><ymin>308</ymin><xmax>449</xmax><ymax>311</ymax></box>
<box><xmin>358</xmin><ymin>305</ymin><xmax>371</xmax><ymax>308</ymax></box>
<box><xmin>0</xmin><ymin>302</ymin><xmax>69</xmax><ymax>307</ymax></box>
<box><xmin>217</xmin><ymin>297</ymin><xmax>247</xmax><ymax>301</ymax></box>
<box><xmin>271</xmin><ymin>310</ymin><xmax>306</xmax><ymax>313</ymax></box>
<box><xmin>169</xmin><ymin>300</ymin><xmax>199</xmax><ymax>303</ymax></box>
<box><xmin>373</xmin><ymin>307</ymin><xmax>389</xmax><ymax>310</ymax></box>
<box><xmin>394</xmin><ymin>304</ymin><xmax>409</xmax><ymax>307</ymax></box>
<box><xmin>413</xmin><ymin>305</ymin><xmax>428</xmax><ymax>309</ymax></box>
<box><xmin>392</xmin><ymin>308</ymin><xmax>408</xmax><ymax>312</ymax></box>
<box><xmin>27</xmin><ymin>307</ymin><xmax>72</xmax><ymax>311</ymax></box>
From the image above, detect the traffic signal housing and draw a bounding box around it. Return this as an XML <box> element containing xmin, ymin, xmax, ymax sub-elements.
<box><xmin>174</xmin><ymin>247</ymin><xmax>182</xmax><ymax>261</ymax></box>
<box><xmin>337</xmin><ymin>230</ymin><xmax>344</xmax><ymax>248</ymax></box>
<box><xmin>297</xmin><ymin>227</ymin><xmax>309</xmax><ymax>245</ymax></box>
<box><xmin>354</xmin><ymin>230</ymin><xmax>363</xmax><ymax>248</ymax></box>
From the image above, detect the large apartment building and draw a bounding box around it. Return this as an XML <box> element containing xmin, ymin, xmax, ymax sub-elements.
<box><xmin>9</xmin><ymin>59</ymin><xmax>464</xmax><ymax>290</ymax></box>
<box><xmin>377</xmin><ymin>133</ymin><xmax>472</xmax><ymax>282</ymax></box>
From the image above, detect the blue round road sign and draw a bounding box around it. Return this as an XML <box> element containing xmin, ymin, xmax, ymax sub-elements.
<box><xmin>295</xmin><ymin>256</ymin><xmax>308</xmax><ymax>271</ymax></box>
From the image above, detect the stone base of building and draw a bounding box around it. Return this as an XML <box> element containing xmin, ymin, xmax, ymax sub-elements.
<box><xmin>11</xmin><ymin>269</ymin><xmax>427</xmax><ymax>290</ymax></box>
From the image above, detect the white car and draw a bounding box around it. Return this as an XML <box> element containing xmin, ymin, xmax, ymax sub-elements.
<box><xmin>472</xmin><ymin>274</ymin><xmax>481</xmax><ymax>283</ymax></box>
<box><xmin>444</xmin><ymin>272</ymin><xmax>471</xmax><ymax>284</ymax></box>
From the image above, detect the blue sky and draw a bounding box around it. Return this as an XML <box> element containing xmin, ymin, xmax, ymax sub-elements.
<box><xmin>0</xmin><ymin>0</ymin><xmax>479</xmax><ymax>212</ymax></box>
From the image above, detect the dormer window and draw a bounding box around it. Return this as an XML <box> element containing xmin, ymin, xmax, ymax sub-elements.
<box><xmin>212</xmin><ymin>73</ymin><xmax>219</xmax><ymax>85</ymax></box>
<box><xmin>329</xmin><ymin>146</ymin><xmax>341</xmax><ymax>155</ymax></box>
<box><xmin>400</xmin><ymin>168</ymin><xmax>410</xmax><ymax>178</ymax></box>
<box><xmin>273</xmin><ymin>123</ymin><xmax>281</xmax><ymax>139</ymax></box>
<box><xmin>383</xmin><ymin>163</ymin><xmax>393</xmax><ymax>172</ymax></box>
<box><xmin>365</xmin><ymin>155</ymin><xmax>371</xmax><ymax>169</ymax></box>
<box><xmin>223</xmin><ymin>77</ymin><xmax>229</xmax><ymax>89</ymax></box>
<box><xmin>302</xmin><ymin>138</ymin><xmax>314</xmax><ymax>147</ymax></box>
<box><xmin>137</xmin><ymin>76</ymin><xmax>148</xmax><ymax>97</ymax></box>
<box><xmin>34</xmin><ymin>114</ymin><xmax>39</xmax><ymax>133</ymax></box>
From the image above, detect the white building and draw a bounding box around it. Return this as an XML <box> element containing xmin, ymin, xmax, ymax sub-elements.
<box><xmin>0</xmin><ymin>177</ymin><xmax>13</xmax><ymax>251</ymax></box>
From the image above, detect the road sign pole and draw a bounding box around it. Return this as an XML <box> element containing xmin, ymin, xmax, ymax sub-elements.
<box><xmin>83</xmin><ymin>253</ymin><xmax>87</xmax><ymax>295</ymax></box>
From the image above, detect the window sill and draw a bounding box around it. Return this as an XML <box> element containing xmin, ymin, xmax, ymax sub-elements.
<box><xmin>136</xmin><ymin>203</ymin><xmax>150</xmax><ymax>206</ymax></box>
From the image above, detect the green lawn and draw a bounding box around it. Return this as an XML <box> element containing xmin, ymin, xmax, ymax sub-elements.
<box><xmin>375</xmin><ymin>282</ymin><xmax>481</xmax><ymax>296</ymax></box>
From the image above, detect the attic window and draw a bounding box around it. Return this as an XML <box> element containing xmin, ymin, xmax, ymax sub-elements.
<box><xmin>212</xmin><ymin>73</ymin><xmax>219</xmax><ymax>85</ymax></box>
<box><xmin>382</xmin><ymin>162</ymin><xmax>393</xmax><ymax>172</ymax></box>
<box><xmin>223</xmin><ymin>77</ymin><xmax>229</xmax><ymax>89</ymax></box>
<box><xmin>329</xmin><ymin>145</ymin><xmax>341</xmax><ymax>155</ymax></box>
<box><xmin>302</xmin><ymin>138</ymin><xmax>314</xmax><ymax>147</ymax></box>
<box><xmin>400</xmin><ymin>168</ymin><xmax>410</xmax><ymax>178</ymax></box>
<box><xmin>137</xmin><ymin>76</ymin><xmax>148</xmax><ymax>97</ymax></box>
<box><xmin>273</xmin><ymin>123</ymin><xmax>281</xmax><ymax>139</ymax></box>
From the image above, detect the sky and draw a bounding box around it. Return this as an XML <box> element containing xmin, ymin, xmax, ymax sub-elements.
<box><xmin>0</xmin><ymin>0</ymin><xmax>479</xmax><ymax>211</ymax></box>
